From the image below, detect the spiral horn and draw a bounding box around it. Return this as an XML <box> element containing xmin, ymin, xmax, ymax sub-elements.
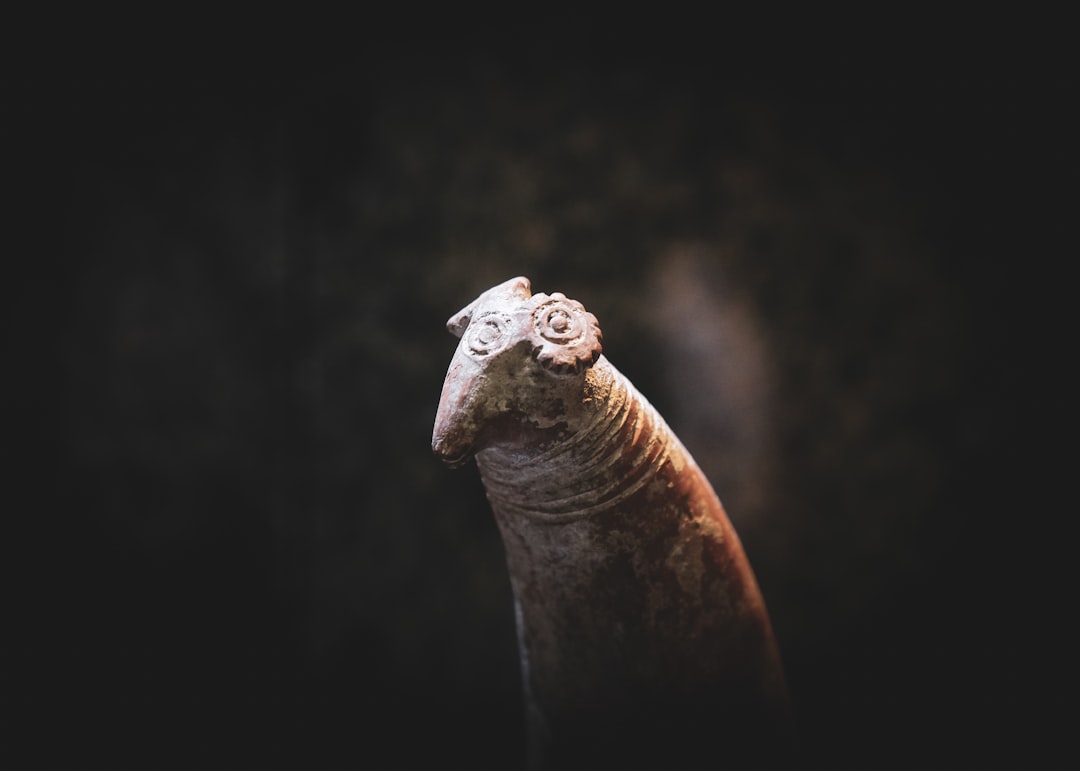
<box><xmin>528</xmin><ymin>292</ymin><xmax>603</xmax><ymax>375</ymax></box>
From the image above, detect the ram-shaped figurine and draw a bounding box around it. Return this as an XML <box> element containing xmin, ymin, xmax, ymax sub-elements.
<box><xmin>433</xmin><ymin>277</ymin><xmax>791</xmax><ymax>770</ymax></box>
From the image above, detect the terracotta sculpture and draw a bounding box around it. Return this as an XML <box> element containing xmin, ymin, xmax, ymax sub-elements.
<box><xmin>433</xmin><ymin>277</ymin><xmax>791</xmax><ymax>769</ymax></box>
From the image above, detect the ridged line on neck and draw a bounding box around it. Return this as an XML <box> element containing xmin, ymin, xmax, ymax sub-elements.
<box><xmin>477</xmin><ymin>367</ymin><xmax>674</xmax><ymax>524</ymax></box>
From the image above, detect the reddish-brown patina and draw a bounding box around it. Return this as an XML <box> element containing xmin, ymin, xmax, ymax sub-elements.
<box><xmin>433</xmin><ymin>277</ymin><xmax>791</xmax><ymax>769</ymax></box>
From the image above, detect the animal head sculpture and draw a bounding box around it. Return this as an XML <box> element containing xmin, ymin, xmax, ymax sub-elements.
<box><xmin>432</xmin><ymin>277</ymin><xmax>603</xmax><ymax>467</ymax></box>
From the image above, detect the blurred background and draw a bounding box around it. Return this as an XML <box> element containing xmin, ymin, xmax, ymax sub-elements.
<box><xmin>4</xmin><ymin>27</ymin><xmax>1074</xmax><ymax>769</ymax></box>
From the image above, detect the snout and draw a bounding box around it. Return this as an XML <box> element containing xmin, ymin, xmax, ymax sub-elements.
<box><xmin>432</xmin><ymin>353</ymin><xmax>482</xmax><ymax>467</ymax></box>
<box><xmin>431</xmin><ymin>417</ymin><xmax>474</xmax><ymax>468</ymax></box>
<box><xmin>432</xmin><ymin>436</ymin><xmax>473</xmax><ymax>468</ymax></box>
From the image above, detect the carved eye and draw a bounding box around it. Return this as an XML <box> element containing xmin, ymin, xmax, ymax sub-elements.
<box><xmin>464</xmin><ymin>312</ymin><xmax>512</xmax><ymax>357</ymax></box>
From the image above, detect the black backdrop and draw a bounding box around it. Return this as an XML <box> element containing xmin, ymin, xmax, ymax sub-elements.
<box><xmin>4</xmin><ymin>30</ymin><xmax>1074</xmax><ymax>769</ymax></box>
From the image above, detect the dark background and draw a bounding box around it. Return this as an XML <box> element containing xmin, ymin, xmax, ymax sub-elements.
<box><xmin>4</xmin><ymin>28</ymin><xmax>1075</xmax><ymax>769</ymax></box>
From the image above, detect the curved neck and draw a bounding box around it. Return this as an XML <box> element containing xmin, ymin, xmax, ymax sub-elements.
<box><xmin>475</xmin><ymin>358</ymin><xmax>680</xmax><ymax>524</ymax></box>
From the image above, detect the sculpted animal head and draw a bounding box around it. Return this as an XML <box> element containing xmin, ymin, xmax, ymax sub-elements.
<box><xmin>432</xmin><ymin>277</ymin><xmax>603</xmax><ymax>466</ymax></box>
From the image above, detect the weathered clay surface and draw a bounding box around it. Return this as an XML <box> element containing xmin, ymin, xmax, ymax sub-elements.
<box><xmin>433</xmin><ymin>277</ymin><xmax>791</xmax><ymax>769</ymax></box>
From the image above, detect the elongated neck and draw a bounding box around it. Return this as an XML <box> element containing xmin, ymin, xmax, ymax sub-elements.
<box><xmin>475</xmin><ymin>357</ymin><xmax>683</xmax><ymax>524</ymax></box>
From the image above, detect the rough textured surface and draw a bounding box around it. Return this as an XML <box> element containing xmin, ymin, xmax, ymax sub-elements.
<box><xmin>434</xmin><ymin>278</ymin><xmax>790</xmax><ymax>769</ymax></box>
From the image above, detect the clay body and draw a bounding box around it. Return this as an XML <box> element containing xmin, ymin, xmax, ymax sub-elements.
<box><xmin>433</xmin><ymin>278</ymin><xmax>790</xmax><ymax>769</ymax></box>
